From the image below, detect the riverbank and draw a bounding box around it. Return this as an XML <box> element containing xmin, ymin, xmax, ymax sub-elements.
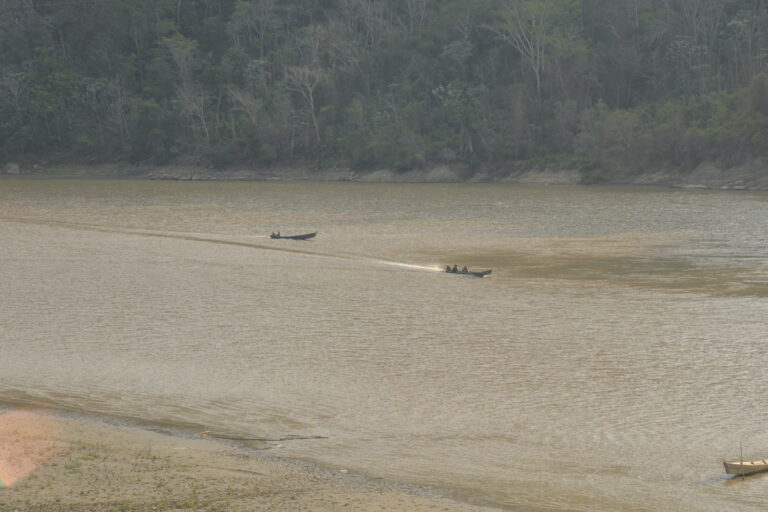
<box><xmin>3</xmin><ymin>160</ymin><xmax>768</xmax><ymax>190</ymax></box>
<box><xmin>0</xmin><ymin>410</ymin><xmax>483</xmax><ymax>512</ymax></box>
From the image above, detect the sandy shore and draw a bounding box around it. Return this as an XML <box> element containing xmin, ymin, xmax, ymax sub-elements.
<box><xmin>0</xmin><ymin>410</ymin><xmax>482</xmax><ymax>512</ymax></box>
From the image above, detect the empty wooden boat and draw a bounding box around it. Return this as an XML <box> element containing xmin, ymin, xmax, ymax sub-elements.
<box><xmin>724</xmin><ymin>459</ymin><xmax>768</xmax><ymax>476</ymax></box>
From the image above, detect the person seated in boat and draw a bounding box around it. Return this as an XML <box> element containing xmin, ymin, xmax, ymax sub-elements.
<box><xmin>451</xmin><ymin>264</ymin><xmax>458</xmax><ymax>273</ymax></box>
<box><xmin>461</xmin><ymin>266</ymin><xmax>468</xmax><ymax>273</ymax></box>
<box><xmin>445</xmin><ymin>265</ymin><xmax>452</xmax><ymax>273</ymax></box>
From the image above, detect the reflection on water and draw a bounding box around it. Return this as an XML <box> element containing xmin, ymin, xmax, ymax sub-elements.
<box><xmin>1</xmin><ymin>179</ymin><xmax>767</xmax><ymax>511</ymax></box>
<box><xmin>451</xmin><ymin>246</ymin><xmax>768</xmax><ymax>297</ymax></box>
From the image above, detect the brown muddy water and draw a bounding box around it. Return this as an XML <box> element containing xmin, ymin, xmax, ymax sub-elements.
<box><xmin>1</xmin><ymin>179</ymin><xmax>767</xmax><ymax>511</ymax></box>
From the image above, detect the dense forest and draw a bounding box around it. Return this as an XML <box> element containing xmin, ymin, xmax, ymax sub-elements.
<box><xmin>3</xmin><ymin>0</ymin><xmax>768</xmax><ymax>178</ymax></box>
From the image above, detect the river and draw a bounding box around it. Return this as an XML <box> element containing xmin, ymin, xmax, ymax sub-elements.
<box><xmin>1</xmin><ymin>179</ymin><xmax>767</xmax><ymax>511</ymax></box>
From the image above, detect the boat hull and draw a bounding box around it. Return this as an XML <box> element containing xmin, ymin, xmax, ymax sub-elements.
<box><xmin>270</xmin><ymin>232</ymin><xmax>317</xmax><ymax>240</ymax></box>
<box><xmin>724</xmin><ymin>460</ymin><xmax>768</xmax><ymax>476</ymax></box>
<box><xmin>444</xmin><ymin>269</ymin><xmax>492</xmax><ymax>277</ymax></box>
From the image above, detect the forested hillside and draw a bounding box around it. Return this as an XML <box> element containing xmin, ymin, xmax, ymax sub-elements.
<box><xmin>3</xmin><ymin>0</ymin><xmax>768</xmax><ymax>178</ymax></box>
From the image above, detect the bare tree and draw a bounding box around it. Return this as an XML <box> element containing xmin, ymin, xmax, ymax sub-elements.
<box><xmin>662</xmin><ymin>0</ymin><xmax>725</xmax><ymax>48</ymax></box>
<box><xmin>338</xmin><ymin>0</ymin><xmax>392</xmax><ymax>49</ymax></box>
<box><xmin>490</xmin><ymin>1</ymin><xmax>549</xmax><ymax>98</ymax></box>
<box><xmin>163</xmin><ymin>35</ymin><xmax>210</xmax><ymax>144</ymax></box>
<box><xmin>285</xmin><ymin>65</ymin><xmax>324</xmax><ymax>145</ymax></box>
<box><xmin>405</xmin><ymin>0</ymin><xmax>428</xmax><ymax>33</ymax></box>
<box><xmin>322</xmin><ymin>19</ymin><xmax>363</xmax><ymax>76</ymax></box>
<box><xmin>228</xmin><ymin>0</ymin><xmax>277</xmax><ymax>57</ymax></box>
<box><xmin>489</xmin><ymin>0</ymin><xmax>580</xmax><ymax>99</ymax></box>
<box><xmin>227</xmin><ymin>86</ymin><xmax>263</xmax><ymax>128</ymax></box>
<box><xmin>0</xmin><ymin>72</ymin><xmax>27</xmax><ymax>114</ymax></box>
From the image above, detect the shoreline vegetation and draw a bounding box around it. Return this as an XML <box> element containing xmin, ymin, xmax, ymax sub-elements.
<box><xmin>2</xmin><ymin>161</ymin><xmax>768</xmax><ymax>191</ymax></box>
<box><xmin>0</xmin><ymin>410</ymin><xmax>481</xmax><ymax>512</ymax></box>
<box><xmin>5</xmin><ymin>1</ymin><xmax>768</xmax><ymax>190</ymax></box>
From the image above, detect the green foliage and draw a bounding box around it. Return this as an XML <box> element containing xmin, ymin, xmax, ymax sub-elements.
<box><xmin>2</xmin><ymin>0</ymin><xmax>768</xmax><ymax>174</ymax></box>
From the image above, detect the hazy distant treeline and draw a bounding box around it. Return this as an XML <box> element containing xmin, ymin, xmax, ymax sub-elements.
<box><xmin>3</xmin><ymin>0</ymin><xmax>768</xmax><ymax>176</ymax></box>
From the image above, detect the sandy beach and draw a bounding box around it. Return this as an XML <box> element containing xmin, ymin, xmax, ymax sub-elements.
<box><xmin>0</xmin><ymin>410</ymin><xmax>482</xmax><ymax>512</ymax></box>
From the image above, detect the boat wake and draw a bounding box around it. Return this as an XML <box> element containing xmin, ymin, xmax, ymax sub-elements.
<box><xmin>1</xmin><ymin>216</ymin><xmax>442</xmax><ymax>274</ymax></box>
<box><xmin>361</xmin><ymin>259</ymin><xmax>443</xmax><ymax>272</ymax></box>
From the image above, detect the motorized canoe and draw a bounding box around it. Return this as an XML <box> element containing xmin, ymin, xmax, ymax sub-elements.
<box><xmin>724</xmin><ymin>459</ymin><xmax>768</xmax><ymax>476</ymax></box>
<box><xmin>444</xmin><ymin>268</ymin><xmax>492</xmax><ymax>278</ymax></box>
<box><xmin>269</xmin><ymin>232</ymin><xmax>317</xmax><ymax>240</ymax></box>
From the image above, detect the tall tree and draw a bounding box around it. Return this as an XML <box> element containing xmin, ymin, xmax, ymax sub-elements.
<box><xmin>489</xmin><ymin>0</ymin><xmax>580</xmax><ymax>98</ymax></box>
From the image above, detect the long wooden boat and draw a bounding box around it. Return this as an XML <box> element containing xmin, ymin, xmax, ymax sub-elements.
<box><xmin>724</xmin><ymin>459</ymin><xmax>768</xmax><ymax>476</ymax></box>
<box><xmin>270</xmin><ymin>232</ymin><xmax>317</xmax><ymax>240</ymax></box>
<box><xmin>444</xmin><ymin>268</ymin><xmax>492</xmax><ymax>278</ymax></box>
